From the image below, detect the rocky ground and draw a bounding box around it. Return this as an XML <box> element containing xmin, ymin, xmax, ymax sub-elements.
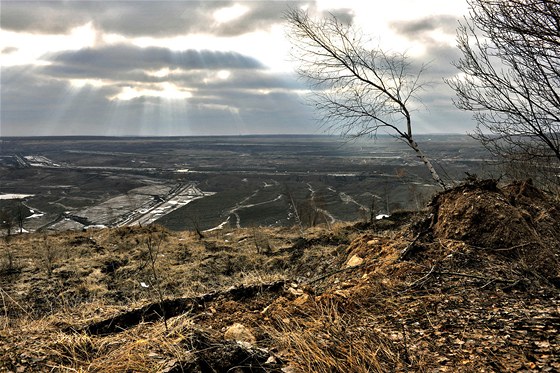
<box><xmin>0</xmin><ymin>179</ymin><xmax>558</xmax><ymax>372</ymax></box>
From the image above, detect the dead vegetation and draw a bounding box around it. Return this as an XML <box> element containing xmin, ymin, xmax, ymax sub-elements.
<box><xmin>1</xmin><ymin>180</ymin><xmax>559</xmax><ymax>372</ymax></box>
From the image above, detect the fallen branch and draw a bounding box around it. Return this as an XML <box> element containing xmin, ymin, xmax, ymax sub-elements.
<box><xmin>435</xmin><ymin>238</ymin><xmax>540</xmax><ymax>252</ymax></box>
<box><xmin>0</xmin><ymin>287</ymin><xmax>30</xmax><ymax>317</ymax></box>
<box><xmin>405</xmin><ymin>267</ymin><xmax>518</xmax><ymax>292</ymax></box>
<box><xmin>476</xmin><ymin>242</ymin><xmax>540</xmax><ymax>252</ymax></box>
<box><xmin>407</xmin><ymin>265</ymin><xmax>437</xmax><ymax>289</ymax></box>
<box><xmin>434</xmin><ymin>271</ymin><xmax>516</xmax><ymax>284</ymax></box>
<box><xmin>398</xmin><ymin>232</ymin><xmax>424</xmax><ymax>261</ymax></box>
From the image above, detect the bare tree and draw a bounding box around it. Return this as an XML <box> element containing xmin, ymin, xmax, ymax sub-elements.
<box><xmin>285</xmin><ymin>9</ymin><xmax>446</xmax><ymax>189</ymax></box>
<box><xmin>144</xmin><ymin>225</ymin><xmax>168</xmax><ymax>331</ymax></box>
<box><xmin>15</xmin><ymin>199</ymin><xmax>26</xmax><ymax>234</ymax></box>
<box><xmin>0</xmin><ymin>210</ymin><xmax>14</xmax><ymax>239</ymax></box>
<box><xmin>448</xmin><ymin>0</ymin><xmax>560</xmax><ymax>164</ymax></box>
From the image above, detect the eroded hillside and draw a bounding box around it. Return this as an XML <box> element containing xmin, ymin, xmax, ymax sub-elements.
<box><xmin>0</xmin><ymin>180</ymin><xmax>558</xmax><ymax>372</ymax></box>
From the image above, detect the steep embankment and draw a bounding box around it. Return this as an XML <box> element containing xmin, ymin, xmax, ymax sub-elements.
<box><xmin>0</xmin><ymin>180</ymin><xmax>558</xmax><ymax>372</ymax></box>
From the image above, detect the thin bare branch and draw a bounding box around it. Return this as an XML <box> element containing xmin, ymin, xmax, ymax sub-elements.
<box><xmin>447</xmin><ymin>0</ymin><xmax>560</xmax><ymax>165</ymax></box>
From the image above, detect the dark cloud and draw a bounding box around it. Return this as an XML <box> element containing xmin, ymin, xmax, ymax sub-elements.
<box><xmin>42</xmin><ymin>45</ymin><xmax>264</xmax><ymax>79</ymax></box>
<box><xmin>36</xmin><ymin>44</ymin><xmax>304</xmax><ymax>94</ymax></box>
<box><xmin>389</xmin><ymin>15</ymin><xmax>462</xmax><ymax>93</ymax></box>
<box><xmin>97</xmin><ymin>1</ymin><xmax>221</xmax><ymax>37</ymax></box>
<box><xmin>0</xmin><ymin>55</ymin><xmax>467</xmax><ymax>136</ymax></box>
<box><xmin>390</xmin><ymin>15</ymin><xmax>459</xmax><ymax>39</ymax></box>
<box><xmin>214</xmin><ymin>1</ymin><xmax>314</xmax><ymax>36</ymax></box>
<box><xmin>405</xmin><ymin>43</ymin><xmax>461</xmax><ymax>80</ymax></box>
<box><xmin>198</xmin><ymin>71</ymin><xmax>305</xmax><ymax>91</ymax></box>
<box><xmin>0</xmin><ymin>1</ymin><xmax>219</xmax><ymax>35</ymax></box>
<box><xmin>0</xmin><ymin>0</ymin><xmax>312</xmax><ymax>37</ymax></box>
<box><xmin>0</xmin><ymin>0</ymin><xmax>95</xmax><ymax>34</ymax></box>
<box><xmin>398</xmin><ymin>42</ymin><xmax>464</xmax><ymax>133</ymax></box>
<box><xmin>423</xmin><ymin>44</ymin><xmax>462</xmax><ymax>76</ymax></box>
<box><xmin>1</xmin><ymin>67</ymin><xmax>117</xmax><ymax>135</ymax></box>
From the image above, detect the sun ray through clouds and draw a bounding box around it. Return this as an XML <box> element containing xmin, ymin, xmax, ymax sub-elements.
<box><xmin>46</xmin><ymin>79</ymin><xmax>106</xmax><ymax>135</ymax></box>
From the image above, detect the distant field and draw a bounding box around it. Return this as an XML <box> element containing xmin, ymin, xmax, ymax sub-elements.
<box><xmin>0</xmin><ymin>135</ymin><xmax>493</xmax><ymax>233</ymax></box>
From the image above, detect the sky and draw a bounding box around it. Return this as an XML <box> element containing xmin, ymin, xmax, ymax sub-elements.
<box><xmin>0</xmin><ymin>0</ymin><xmax>473</xmax><ymax>137</ymax></box>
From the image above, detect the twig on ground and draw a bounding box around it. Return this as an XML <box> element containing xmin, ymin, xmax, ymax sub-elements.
<box><xmin>434</xmin><ymin>271</ymin><xmax>516</xmax><ymax>284</ymax></box>
<box><xmin>406</xmin><ymin>265</ymin><xmax>437</xmax><ymax>289</ymax></box>
<box><xmin>398</xmin><ymin>232</ymin><xmax>424</xmax><ymax>261</ymax></box>
<box><xmin>437</xmin><ymin>238</ymin><xmax>539</xmax><ymax>252</ymax></box>
<box><xmin>478</xmin><ymin>242</ymin><xmax>540</xmax><ymax>251</ymax></box>
<box><xmin>405</xmin><ymin>267</ymin><xmax>517</xmax><ymax>292</ymax></box>
<box><xmin>0</xmin><ymin>286</ymin><xmax>30</xmax><ymax>317</ymax></box>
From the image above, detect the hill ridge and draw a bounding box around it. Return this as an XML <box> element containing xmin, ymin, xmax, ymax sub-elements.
<box><xmin>1</xmin><ymin>179</ymin><xmax>558</xmax><ymax>372</ymax></box>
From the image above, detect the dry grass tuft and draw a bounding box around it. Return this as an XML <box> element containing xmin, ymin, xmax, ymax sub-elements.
<box><xmin>268</xmin><ymin>298</ymin><xmax>403</xmax><ymax>373</ymax></box>
<box><xmin>46</xmin><ymin>314</ymin><xmax>197</xmax><ymax>372</ymax></box>
<box><xmin>49</xmin><ymin>332</ymin><xmax>101</xmax><ymax>369</ymax></box>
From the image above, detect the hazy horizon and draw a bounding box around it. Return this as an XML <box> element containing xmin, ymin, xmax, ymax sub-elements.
<box><xmin>0</xmin><ymin>132</ymin><xmax>471</xmax><ymax>139</ymax></box>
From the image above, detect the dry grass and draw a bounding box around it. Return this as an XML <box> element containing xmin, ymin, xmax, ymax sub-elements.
<box><xmin>1</xmin><ymin>223</ymin><xmax>351</xmax><ymax>371</ymax></box>
<box><xmin>87</xmin><ymin>319</ymin><xmax>195</xmax><ymax>372</ymax></box>
<box><xmin>2</xmin><ymin>191</ymin><xmax>558</xmax><ymax>372</ymax></box>
<box><xmin>268</xmin><ymin>299</ymin><xmax>402</xmax><ymax>373</ymax></box>
<box><xmin>0</xmin><ymin>224</ymin><xmax>309</xmax><ymax>315</ymax></box>
<box><xmin>42</xmin><ymin>313</ymin><xmax>198</xmax><ymax>372</ymax></box>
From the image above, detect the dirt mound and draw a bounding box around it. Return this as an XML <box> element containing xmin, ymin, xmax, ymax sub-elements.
<box><xmin>431</xmin><ymin>179</ymin><xmax>526</xmax><ymax>249</ymax></box>
<box><xmin>426</xmin><ymin>179</ymin><xmax>560</xmax><ymax>285</ymax></box>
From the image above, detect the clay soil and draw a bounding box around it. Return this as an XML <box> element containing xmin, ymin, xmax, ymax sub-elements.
<box><xmin>0</xmin><ymin>180</ymin><xmax>559</xmax><ymax>372</ymax></box>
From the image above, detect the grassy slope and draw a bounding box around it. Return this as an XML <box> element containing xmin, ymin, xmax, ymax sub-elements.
<box><xmin>1</xmin><ymin>181</ymin><xmax>559</xmax><ymax>372</ymax></box>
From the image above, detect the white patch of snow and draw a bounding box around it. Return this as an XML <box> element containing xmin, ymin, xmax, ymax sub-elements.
<box><xmin>26</xmin><ymin>213</ymin><xmax>44</xmax><ymax>219</ymax></box>
<box><xmin>0</xmin><ymin>193</ymin><xmax>34</xmax><ymax>200</ymax></box>
<box><xmin>204</xmin><ymin>217</ymin><xmax>231</xmax><ymax>232</ymax></box>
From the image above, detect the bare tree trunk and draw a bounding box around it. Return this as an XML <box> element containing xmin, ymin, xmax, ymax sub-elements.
<box><xmin>407</xmin><ymin>139</ymin><xmax>447</xmax><ymax>190</ymax></box>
